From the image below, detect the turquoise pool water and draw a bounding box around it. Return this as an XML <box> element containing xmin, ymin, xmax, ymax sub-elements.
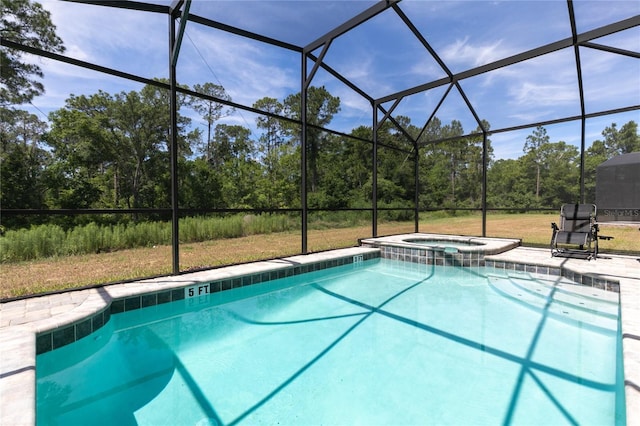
<box><xmin>37</xmin><ymin>259</ymin><xmax>625</xmax><ymax>425</ymax></box>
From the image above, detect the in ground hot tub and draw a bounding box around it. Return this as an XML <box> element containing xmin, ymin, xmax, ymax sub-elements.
<box><xmin>360</xmin><ymin>233</ymin><xmax>520</xmax><ymax>266</ymax></box>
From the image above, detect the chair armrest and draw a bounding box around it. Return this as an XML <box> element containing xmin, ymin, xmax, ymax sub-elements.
<box><xmin>551</xmin><ymin>222</ymin><xmax>558</xmax><ymax>231</ymax></box>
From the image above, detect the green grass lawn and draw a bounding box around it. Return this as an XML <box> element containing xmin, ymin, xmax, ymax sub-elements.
<box><xmin>1</xmin><ymin>213</ymin><xmax>637</xmax><ymax>300</ymax></box>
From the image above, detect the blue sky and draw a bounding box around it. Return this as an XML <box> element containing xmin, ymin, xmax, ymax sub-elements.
<box><xmin>23</xmin><ymin>0</ymin><xmax>640</xmax><ymax>159</ymax></box>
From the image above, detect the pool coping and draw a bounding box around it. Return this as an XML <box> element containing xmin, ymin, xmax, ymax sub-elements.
<box><xmin>1</xmin><ymin>241</ymin><xmax>638</xmax><ymax>425</ymax></box>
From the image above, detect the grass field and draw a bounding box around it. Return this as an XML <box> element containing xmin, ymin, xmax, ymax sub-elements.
<box><xmin>1</xmin><ymin>213</ymin><xmax>637</xmax><ymax>300</ymax></box>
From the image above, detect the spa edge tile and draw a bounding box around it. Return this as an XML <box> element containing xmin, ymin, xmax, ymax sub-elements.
<box><xmin>157</xmin><ymin>290</ymin><xmax>172</xmax><ymax>305</ymax></box>
<box><xmin>35</xmin><ymin>333</ymin><xmax>52</xmax><ymax>355</ymax></box>
<box><xmin>221</xmin><ymin>279</ymin><xmax>233</xmax><ymax>291</ymax></box>
<box><xmin>111</xmin><ymin>299</ymin><xmax>125</xmax><ymax>314</ymax></box>
<box><xmin>142</xmin><ymin>293</ymin><xmax>158</xmax><ymax>308</ymax></box>
<box><xmin>232</xmin><ymin>278</ymin><xmax>242</xmax><ymax>289</ymax></box>
<box><xmin>75</xmin><ymin>318</ymin><xmax>93</xmax><ymax>340</ymax></box>
<box><xmin>92</xmin><ymin>311</ymin><xmax>105</xmax><ymax>331</ymax></box>
<box><xmin>124</xmin><ymin>296</ymin><xmax>141</xmax><ymax>311</ymax></box>
<box><xmin>52</xmin><ymin>326</ymin><xmax>75</xmax><ymax>349</ymax></box>
<box><xmin>171</xmin><ymin>289</ymin><xmax>185</xmax><ymax>301</ymax></box>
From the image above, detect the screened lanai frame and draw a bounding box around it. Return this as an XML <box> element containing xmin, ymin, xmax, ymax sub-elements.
<box><xmin>2</xmin><ymin>0</ymin><xmax>639</xmax><ymax>275</ymax></box>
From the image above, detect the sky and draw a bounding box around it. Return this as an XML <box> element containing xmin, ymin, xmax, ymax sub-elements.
<box><xmin>20</xmin><ymin>0</ymin><xmax>640</xmax><ymax>160</ymax></box>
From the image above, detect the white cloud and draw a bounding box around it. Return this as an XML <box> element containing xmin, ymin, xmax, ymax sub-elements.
<box><xmin>45</xmin><ymin>1</ymin><xmax>168</xmax><ymax>66</ymax></box>
<box><xmin>335</xmin><ymin>88</ymin><xmax>371</xmax><ymax>116</ymax></box>
<box><xmin>178</xmin><ymin>27</ymin><xmax>299</xmax><ymax>107</ymax></box>
<box><xmin>489</xmin><ymin>131</ymin><xmax>528</xmax><ymax>160</ymax></box>
<box><xmin>324</xmin><ymin>53</ymin><xmax>397</xmax><ymax>100</ymax></box>
<box><xmin>340</xmin><ymin>55</ymin><xmax>374</xmax><ymax>82</ymax></box>
<box><xmin>509</xmin><ymin>82</ymin><xmax>578</xmax><ymax>107</ymax></box>
<box><xmin>456</xmin><ymin>47</ymin><xmax>582</xmax><ymax>128</ymax></box>
<box><xmin>440</xmin><ymin>37</ymin><xmax>514</xmax><ymax>69</ymax></box>
<box><xmin>408</xmin><ymin>56</ymin><xmax>447</xmax><ymax>81</ymax></box>
<box><xmin>573</xmin><ymin>1</ymin><xmax>640</xmax><ymax>33</ymax></box>
<box><xmin>580</xmin><ymin>50</ymin><xmax>640</xmax><ymax>108</ymax></box>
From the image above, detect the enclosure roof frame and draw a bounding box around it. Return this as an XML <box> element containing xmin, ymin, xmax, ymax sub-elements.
<box><xmin>2</xmin><ymin>0</ymin><xmax>639</xmax><ymax>268</ymax></box>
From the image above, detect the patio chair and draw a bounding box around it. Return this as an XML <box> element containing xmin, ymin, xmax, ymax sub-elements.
<box><xmin>550</xmin><ymin>204</ymin><xmax>601</xmax><ymax>260</ymax></box>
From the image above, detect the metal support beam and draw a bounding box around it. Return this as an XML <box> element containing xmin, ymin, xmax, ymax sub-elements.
<box><xmin>482</xmin><ymin>132</ymin><xmax>488</xmax><ymax>236</ymax></box>
<box><xmin>392</xmin><ymin>3</ymin><xmax>453</xmax><ymax>79</ymax></box>
<box><xmin>418</xmin><ymin>103</ymin><xmax>639</xmax><ymax>147</ymax></box>
<box><xmin>307</xmin><ymin>53</ymin><xmax>374</xmax><ymax>103</ymax></box>
<box><xmin>576</xmin><ymin>15</ymin><xmax>640</xmax><ymax>43</ymax></box>
<box><xmin>305</xmin><ymin>0</ymin><xmax>400</xmax><ymax>53</ymax></box>
<box><xmin>568</xmin><ymin>0</ymin><xmax>587</xmax><ymax>203</ymax></box>
<box><xmin>376</xmin><ymin>104</ymin><xmax>419</xmax><ymax>147</ymax></box>
<box><xmin>372</xmin><ymin>102</ymin><xmax>379</xmax><ymax>237</ymax></box>
<box><xmin>65</xmin><ymin>0</ymin><xmax>168</xmax><ymax>14</ymax></box>
<box><xmin>416</xmin><ymin>84</ymin><xmax>454</xmax><ymax>143</ymax></box>
<box><xmin>414</xmin><ymin>144</ymin><xmax>420</xmax><ymax>233</ymax></box>
<box><xmin>579</xmin><ymin>118</ymin><xmax>586</xmax><ymax>203</ymax></box>
<box><xmin>305</xmin><ymin>41</ymin><xmax>332</xmax><ymax>89</ymax></box>
<box><xmin>171</xmin><ymin>0</ymin><xmax>191</xmax><ymax>67</ymax></box>
<box><xmin>487</xmin><ymin>104</ymin><xmax>639</xmax><ymax>135</ymax></box>
<box><xmin>169</xmin><ymin>0</ymin><xmax>184</xmax><ymax>12</ymax></box>
<box><xmin>455</xmin><ymin>82</ymin><xmax>486</xmax><ymax>133</ymax></box>
<box><xmin>0</xmin><ymin>39</ymin><xmax>302</xmax><ymax>126</ymax></box>
<box><xmin>301</xmin><ymin>53</ymin><xmax>308</xmax><ymax>254</ymax></box>
<box><xmin>169</xmin><ymin>14</ymin><xmax>180</xmax><ymax>274</ymax></box>
<box><xmin>1</xmin><ymin>39</ymin><xmax>165</xmax><ymax>89</ymax></box>
<box><xmin>188</xmin><ymin>14</ymin><xmax>301</xmax><ymax>53</ymax></box>
<box><xmin>581</xmin><ymin>41</ymin><xmax>640</xmax><ymax>59</ymax></box>
<box><xmin>376</xmin><ymin>97</ymin><xmax>404</xmax><ymax>128</ymax></box>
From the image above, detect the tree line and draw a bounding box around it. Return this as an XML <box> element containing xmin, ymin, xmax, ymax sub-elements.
<box><xmin>3</xmin><ymin>78</ymin><xmax>638</xmax><ymax>228</ymax></box>
<box><xmin>2</xmin><ymin>0</ymin><xmax>639</xmax><ymax>232</ymax></box>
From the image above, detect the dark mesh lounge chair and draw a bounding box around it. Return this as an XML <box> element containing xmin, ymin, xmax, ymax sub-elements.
<box><xmin>551</xmin><ymin>204</ymin><xmax>602</xmax><ymax>259</ymax></box>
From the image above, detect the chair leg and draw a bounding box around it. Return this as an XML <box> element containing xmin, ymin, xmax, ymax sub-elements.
<box><xmin>550</xmin><ymin>224</ymin><xmax>558</xmax><ymax>257</ymax></box>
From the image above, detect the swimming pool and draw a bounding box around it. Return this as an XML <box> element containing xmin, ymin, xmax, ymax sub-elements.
<box><xmin>36</xmin><ymin>258</ymin><xmax>625</xmax><ymax>425</ymax></box>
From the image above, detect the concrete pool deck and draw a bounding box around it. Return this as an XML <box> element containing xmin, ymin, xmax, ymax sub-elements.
<box><xmin>1</xmin><ymin>244</ymin><xmax>638</xmax><ymax>425</ymax></box>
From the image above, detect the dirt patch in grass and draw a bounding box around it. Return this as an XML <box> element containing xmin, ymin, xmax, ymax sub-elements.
<box><xmin>2</xmin><ymin>216</ymin><xmax>637</xmax><ymax>300</ymax></box>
